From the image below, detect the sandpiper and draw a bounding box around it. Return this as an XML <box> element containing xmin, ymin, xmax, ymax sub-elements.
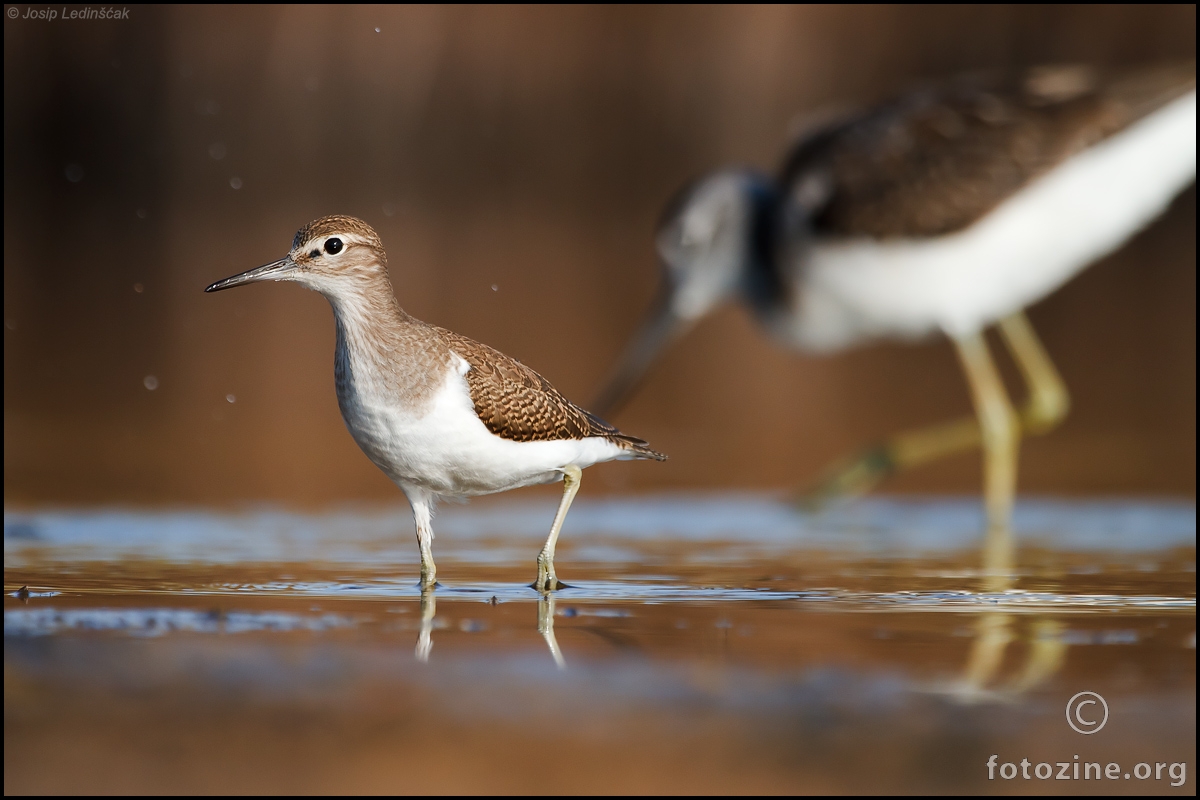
<box><xmin>207</xmin><ymin>216</ymin><xmax>665</xmax><ymax>591</ymax></box>
<box><xmin>595</xmin><ymin>63</ymin><xmax>1196</xmax><ymax>578</ymax></box>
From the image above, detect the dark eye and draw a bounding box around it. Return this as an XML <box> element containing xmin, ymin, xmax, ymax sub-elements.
<box><xmin>324</xmin><ymin>238</ymin><xmax>343</xmax><ymax>255</ymax></box>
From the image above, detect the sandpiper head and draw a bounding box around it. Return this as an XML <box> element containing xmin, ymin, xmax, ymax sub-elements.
<box><xmin>593</xmin><ymin>169</ymin><xmax>775</xmax><ymax>415</ymax></box>
<box><xmin>656</xmin><ymin>170</ymin><xmax>774</xmax><ymax>320</ymax></box>
<box><xmin>205</xmin><ymin>215</ymin><xmax>388</xmax><ymax>295</ymax></box>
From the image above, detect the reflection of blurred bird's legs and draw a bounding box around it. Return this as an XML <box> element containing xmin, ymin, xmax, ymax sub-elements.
<box><xmin>955</xmin><ymin>329</ymin><xmax>1019</xmax><ymax>589</ymax></box>
<box><xmin>1006</xmin><ymin>618</ymin><xmax>1067</xmax><ymax>694</ymax></box>
<box><xmin>416</xmin><ymin>587</ymin><xmax>436</xmax><ymax>662</ymax></box>
<box><xmin>961</xmin><ymin>612</ymin><xmax>1016</xmax><ymax>699</ymax></box>
<box><xmin>801</xmin><ymin>312</ymin><xmax>1070</xmax><ymax>507</ymax></box>
<box><xmin>538</xmin><ymin>594</ymin><xmax>566</xmax><ymax>669</ymax></box>
<box><xmin>956</xmin><ymin>613</ymin><xmax>1068</xmax><ymax>702</ymax></box>
<box><xmin>535</xmin><ymin>465</ymin><xmax>581</xmax><ymax>592</ymax></box>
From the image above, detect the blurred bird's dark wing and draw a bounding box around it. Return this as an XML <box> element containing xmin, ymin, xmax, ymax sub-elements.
<box><xmin>780</xmin><ymin>62</ymin><xmax>1197</xmax><ymax>240</ymax></box>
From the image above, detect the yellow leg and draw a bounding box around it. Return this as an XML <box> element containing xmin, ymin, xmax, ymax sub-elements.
<box><xmin>534</xmin><ymin>465</ymin><xmax>582</xmax><ymax>592</ymax></box>
<box><xmin>799</xmin><ymin>312</ymin><xmax>1068</xmax><ymax>506</ymax></box>
<box><xmin>410</xmin><ymin>492</ymin><xmax>437</xmax><ymax>589</ymax></box>
<box><xmin>799</xmin><ymin>417</ymin><xmax>980</xmax><ymax>507</ymax></box>
<box><xmin>954</xmin><ymin>330</ymin><xmax>1019</xmax><ymax>589</ymax></box>
<box><xmin>996</xmin><ymin>312</ymin><xmax>1070</xmax><ymax>435</ymax></box>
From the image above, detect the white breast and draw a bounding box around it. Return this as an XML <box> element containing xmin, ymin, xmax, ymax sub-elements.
<box><xmin>786</xmin><ymin>89</ymin><xmax>1197</xmax><ymax>351</ymax></box>
<box><xmin>339</xmin><ymin>354</ymin><xmax>628</xmax><ymax>499</ymax></box>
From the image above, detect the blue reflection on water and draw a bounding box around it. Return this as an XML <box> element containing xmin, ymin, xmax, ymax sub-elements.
<box><xmin>4</xmin><ymin>495</ymin><xmax>1196</xmax><ymax>566</ymax></box>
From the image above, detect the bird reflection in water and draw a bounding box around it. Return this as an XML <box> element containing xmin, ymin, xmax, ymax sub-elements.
<box><xmin>538</xmin><ymin>594</ymin><xmax>567</xmax><ymax>669</ymax></box>
<box><xmin>946</xmin><ymin>612</ymin><xmax>1067</xmax><ymax>705</ymax></box>
<box><xmin>416</xmin><ymin>588</ymin><xmax>436</xmax><ymax>662</ymax></box>
<box><xmin>413</xmin><ymin>588</ymin><xmax>566</xmax><ymax>669</ymax></box>
<box><xmin>946</xmin><ymin>574</ymin><xmax>1068</xmax><ymax>704</ymax></box>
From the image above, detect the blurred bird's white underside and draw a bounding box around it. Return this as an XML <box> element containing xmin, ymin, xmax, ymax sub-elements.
<box><xmin>788</xmin><ymin>90</ymin><xmax>1197</xmax><ymax>350</ymax></box>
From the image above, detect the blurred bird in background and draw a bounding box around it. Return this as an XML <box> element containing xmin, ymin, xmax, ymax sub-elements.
<box><xmin>595</xmin><ymin>62</ymin><xmax>1197</xmax><ymax>581</ymax></box>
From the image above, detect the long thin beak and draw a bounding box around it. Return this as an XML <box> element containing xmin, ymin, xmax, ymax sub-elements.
<box><xmin>204</xmin><ymin>256</ymin><xmax>297</xmax><ymax>293</ymax></box>
<box><xmin>591</xmin><ymin>285</ymin><xmax>693</xmax><ymax>417</ymax></box>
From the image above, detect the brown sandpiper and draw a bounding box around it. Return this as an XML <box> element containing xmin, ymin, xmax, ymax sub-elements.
<box><xmin>594</xmin><ymin>62</ymin><xmax>1196</xmax><ymax>583</ymax></box>
<box><xmin>207</xmin><ymin>216</ymin><xmax>666</xmax><ymax>592</ymax></box>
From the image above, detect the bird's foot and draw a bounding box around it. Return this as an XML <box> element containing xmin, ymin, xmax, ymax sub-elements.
<box><xmin>532</xmin><ymin>556</ymin><xmax>569</xmax><ymax>592</ymax></box>
<box><xmin>795</xmin><ymin>446</ymin><xmax>893</xmax><ymax>510</ymax></box>
<box><xmin>530</xmin><ymin>577</ymin><xmax>570</xmax><ymax>592</ymax></box>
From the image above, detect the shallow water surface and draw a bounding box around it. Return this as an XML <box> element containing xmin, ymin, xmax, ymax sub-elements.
<box><xmin>4</xmin><ymin>496</ymin><xmax>1196</xmax><ymax>794</ymax></box>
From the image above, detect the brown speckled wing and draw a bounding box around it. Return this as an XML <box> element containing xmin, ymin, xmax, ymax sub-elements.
<box><xmin>436</xmin><ymin>328</ymin><xmax>666</xmax><ymax>459</ymax></box>
<box><xmin>784</xmin><ymin>63</ymin><xmax>1196</xmax><ymax>239</ymax></box>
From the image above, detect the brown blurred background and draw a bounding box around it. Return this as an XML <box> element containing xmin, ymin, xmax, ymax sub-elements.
<box><xmin>3</xmin><ymin>5</ymin><xmax>1195</xmax><ymax>507</ymax></box>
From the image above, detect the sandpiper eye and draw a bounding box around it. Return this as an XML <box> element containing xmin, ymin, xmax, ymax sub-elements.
<box><xmin>324</xmin><ymin>237</ymin><xmax>343</xmax><ymax>255</ymax></box>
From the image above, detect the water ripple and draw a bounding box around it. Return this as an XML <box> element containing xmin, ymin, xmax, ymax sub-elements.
<box><xmin>4</xmin><ymin>607</ymin><xmax>357</xmax><ymax>637</ymax></box>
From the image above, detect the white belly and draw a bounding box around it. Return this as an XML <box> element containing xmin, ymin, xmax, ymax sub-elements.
<box><xmin>787</xmin><ymin>90</ymin><xmax>1197</xmax><ymax>351</ymax></box>
<box><xmin>339</xmin><ymin>357</ymin><xmax>627</xmax><ymax>498</ymax></box>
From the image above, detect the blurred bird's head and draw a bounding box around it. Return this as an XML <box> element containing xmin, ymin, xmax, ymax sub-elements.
<box><xmin>593</xmin><ymin>169</ymin><xmax>778</xmax><ymax>416</ymax></box>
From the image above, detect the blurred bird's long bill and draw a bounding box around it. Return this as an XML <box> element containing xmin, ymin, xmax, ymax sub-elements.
<box><xmin>591</xmin><ymin>287</ymin><xmax>693</xmax><ymax>417</ymax></box>
<box><xmin>205</xmin><ymin>257</ymin><xmax>297</xmax><ymax>293</ymax></box>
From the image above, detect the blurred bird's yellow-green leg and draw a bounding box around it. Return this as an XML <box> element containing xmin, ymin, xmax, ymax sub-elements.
<box><xmin>798</xmin><ymin>417</ymin><xmax>981</xmax><ymax>508</ymax></box>
<box><xmin>996</xmin><ymin>312</ymin><xmax>1070</xmax><ymax>434</ymax></box>
<box><xmin>416</xmin><ymin>586</ymin><xmax>435</xmax><ymax>662</ymax></box>
<box><xmin>798</xmin><ymin>312</ymin><xmax>1068</xmax><ymax>507</ymax></box>
<box><xmin>955</xmin><ymin>329</ymin><xmax>1020</xmax><ymax>590</ymax></box>
<box><xmin>535</xmin><ymin>465</ymin><xmax>582</xmax><ymax>592</ymax></box>
<box><xmin>538</xmin><ymin>594</ymin><xmax>566</xmax><ymax>669</ymax></box>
